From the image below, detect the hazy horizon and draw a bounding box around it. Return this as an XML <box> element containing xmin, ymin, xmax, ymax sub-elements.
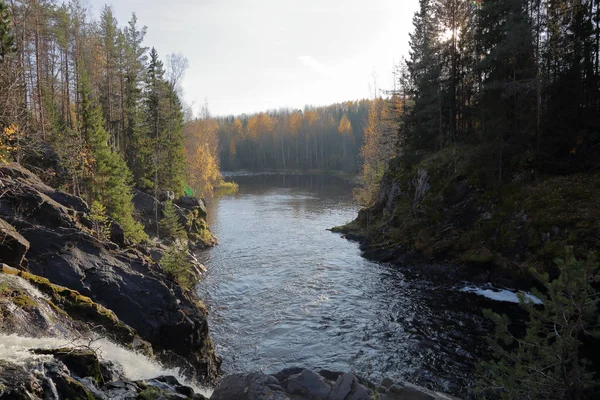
<box><xmin>88</xmin><ymin>0</ymin><xmax>419</xmax><ymax>117</ymax></box>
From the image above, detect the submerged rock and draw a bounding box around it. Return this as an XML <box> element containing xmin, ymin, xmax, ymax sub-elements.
<box><xmin>211</xmin><ymin>369</ymin><xmax>457</xmax><ymax>400</ymax></box>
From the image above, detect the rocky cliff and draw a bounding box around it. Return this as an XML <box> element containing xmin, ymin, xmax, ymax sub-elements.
<box><xmin>335</xmin><ymin>147</ymin><xmax>600</xmax><ymax>286</ymax></box>
<box><xmin>0</xmin><ymin>163</ymin><xmax>220</xmax><ymax>389</ymax></box>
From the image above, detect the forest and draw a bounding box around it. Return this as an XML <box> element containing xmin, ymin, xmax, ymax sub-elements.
<box><xmin>213</xmin><ymin>101</ymin><xmax>375</xmax><ymax>174</ymax></box>
<box><xmin>336</xmin><ymin>0</ymin><xmax>600</xmax><ymax>290</ymax></box>
<box><xmin>339</xmin><ymin>1</ymin><xmax>600</xmax><ymax>396</ymax></box>
<box><xmin>395</xmin><ymin>0</ymin><xmax>600</xmax><ymax>178</ymax></box>
<box><xmin>0</xmin><ymin>0</ymin><xmax>221</xmax><ymax>242</ymax></box>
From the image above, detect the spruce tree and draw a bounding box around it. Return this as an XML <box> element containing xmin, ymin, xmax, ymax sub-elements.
<box><xmin>161</xmin><ymin>241</ymin><xmax>197</xmax><ymax>290</ymax></box>
<box><xmin>160</xmin><ymin>200</ymin><xmax>187</xmax><ymax>241</ymax></box>
<box><xmin>78</xmin><ymin>72</ymin><xmax>147</xmax><ymax>244</ymax></box>
<box><xmin>123</xmin><ymin>13</ymin><xmax>148</xmax><ymax>181</ymax></box>
<box><xmin>405</xmin><ymin>0</ymin><xmax>443</xmax><ymax>152</ymax></box>
<box><xmin>144</xmin><ymin>48</ymin><xmax>186</xmax><ymax>196</ymax></box>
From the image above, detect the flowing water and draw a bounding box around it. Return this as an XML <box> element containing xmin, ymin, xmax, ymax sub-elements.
<box><xmin>196</xmin><ymin>173</ymin><xmax>522</xmax><ymax>396</ymax></box>
<box><xmin>0</xmin><ymin>274</ymin><xmax>213</xmax><ymax>397</ymax></box>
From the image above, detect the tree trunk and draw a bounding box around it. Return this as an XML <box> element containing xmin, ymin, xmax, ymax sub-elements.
<box><xmin>35</xmin><ymin>13</ymin><xmax>45</xmax><ymax>139</ymax></box>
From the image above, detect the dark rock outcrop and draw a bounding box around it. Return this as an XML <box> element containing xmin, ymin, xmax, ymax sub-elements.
<box><xmin>0</xmin><ymin>218</ymin><xmax>29</xmax><ymax>268</ymax></box>
<box><xmin>0</xmin><ymin>349</ymin><xmax>207</xmax><ymax>399</ymax></box>
<box><xmin>0</xmin><ymin>163</ymin><xmax>220</xmax><ymax>383</ymax></box>
<box><xmin>176</xmin><ymin>196</ymin><xmax>208</xmax><ymax>218</ymax></box>
<box><xmin>0</xmin><ymin>269</ymin><xmax>81</xmax><ymax>339</ymax></box>
<box><xmin>133</xmin><ymin>188</ymin><xmax>216</xmax><ymax>248</ymax></box>
<box><xmin>211</xmin><ymin>369</ymin><xmax>458</xmax><ymax>400</ymax></box>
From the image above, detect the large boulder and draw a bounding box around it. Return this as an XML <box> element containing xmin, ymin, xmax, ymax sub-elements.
<box><xmin>212</xmin><ymin>369</ymin><xmax>459</xmax><ymax>400</ymax></box>
<box><xmin>176</xmin><ymin>196</ymin><xmax>208</xmax><ymax>219</ymax></box>
<box><xmin>132</xmin><ymin>188</ymin><xmax>161</xmax><ymax>225</ymax></box>
<box><xmin>0</xmin><ymin>218</ymin><xmax>29</xmax><ymax>268</ymax></box>
<box><xmin>211</xmin><ymin>372</ymin><xmax>290</xmax><ymax>400</ymax></box>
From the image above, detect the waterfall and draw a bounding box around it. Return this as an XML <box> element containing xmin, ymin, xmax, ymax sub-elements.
<box><xmin>0</xmin><ymin>273</ymin><xmax>214</xmax><ymax>397</ymax></box>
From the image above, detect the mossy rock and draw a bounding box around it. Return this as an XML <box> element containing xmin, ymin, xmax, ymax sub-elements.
<box><xmin>50</xmin><ymin>373</ymin><xmax>99</xmax><ymax>400</ymax></box>
<box><xmin>0</xmin><ymin>265</ymin><xmax>153</xmax><ymax>357</ymax></box>
<box><xmin>137</xmin><ymin>384</ymin><xmax>197</xmax><ymax>400</ymax></box>
<box><xmin>31</xmin><ymin>348</ymin><xmax>105</xmax><ymax>384</ymax></box>
<box><xmin>11</xmin><ymin>294</ymin><xmax>38</xmax><ymax>309</ymax></box>
<box><xmin>460</xmin><ymin>248</ymin><xmax>495</xmax><ymax>265</ymax></box>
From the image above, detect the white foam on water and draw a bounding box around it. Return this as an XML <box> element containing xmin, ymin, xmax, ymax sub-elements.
<box><xmin>0</xmin><ymin>274</ymin><xmax>49</xmax><ymax>301</ymax></box>
<box><xmin>0</xmin><ymin>334</ymin><xmax>213</xmax><ymax>397</ymax></box>
<box><xmin>460</xmin><ymin>284</ymin><xmax>543</xmax><ymax>305</ymax></box>
<box><xmin>0</xmin><ymin>274</ymin><xmax>214</xmax><ymax>396</ymax></box>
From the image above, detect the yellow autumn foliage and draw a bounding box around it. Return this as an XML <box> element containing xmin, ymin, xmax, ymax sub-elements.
<box><xmin>0</xmin><ymin>124</ymin><xmax>22</xmax><ymax>164</ymax></box>
<box><xmin>187</xmin><ymin>143</ymin><xmax>220</xmax><ymax>197</ymax></box>
<box><xmin>289</xmin><ymin>112</ymin><xmax>302</xmax><ymax>137</ymax></box>
<box><xmin>338</xmin><ymin>114</ymin><xmax>352</xmax><ymax>136</ymax></box>
<box><xmin>183</xmin><ymin>118</ymin><xmax>222</xmax><ymax>197</ymax></box>
<box><xmin>356</xmin><ymin>97</ymin><xmax>399</xmax><ymax>207</ymax></box>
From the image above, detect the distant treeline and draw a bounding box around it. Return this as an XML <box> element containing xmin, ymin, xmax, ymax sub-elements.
<box><xmin>212</xmin><ymin>101</ymin><xmax>374</xmax><ymax>173</ymax></box>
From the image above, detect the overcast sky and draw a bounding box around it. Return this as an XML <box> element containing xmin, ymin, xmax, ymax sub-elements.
<box><xmin>87</xmin><ymin>0</ymin><xmax>419</xmax><ymax>117</ymax></box>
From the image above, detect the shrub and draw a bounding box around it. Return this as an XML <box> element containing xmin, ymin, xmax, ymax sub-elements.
<box><xmin>89</xmin><ymin>200</ymin><xmax>111</xmax><ymax>241</ymax></box>
<box><xmin>160</xmin><ymin>241</ymin><xmax>198</xmax><ymax>290</ymax></box>
<box><xmin>477</xmin><ymin>247</ymin><xmax>600</xmax><ymax>399</ymax></box>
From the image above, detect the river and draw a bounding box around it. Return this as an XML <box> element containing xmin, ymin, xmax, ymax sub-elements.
<box><xmin>196</xmin><ymin>173</ymin><xmax>508</xmax><ymax>397</ymax></box>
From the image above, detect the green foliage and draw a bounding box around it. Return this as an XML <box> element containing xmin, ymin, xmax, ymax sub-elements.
<box><xmin>89</xmin><ymin>201</ymin><xmax>111</xmax><ymax>241</ymax></box>
<box><xmin>477</xmin><ymin>248</ymin><xmax>600</xmax><ymax>399</ymax></box>
<box><xmin>79</xmin><ymin>73</ymin><xmax>147</xmax><ymax>244</ymax></box>
<box><xmin>0</xmin><ymin>0</ymin><xmax>15</xmax><ymax>63</ymax></box>
<box><xmin>160</xmin><ymin>200</ymin><xmax>186</xmax><ymax>241</ymax></box>
<box><xmin>161</xmin><ymin>242</ymin><xmax>198</xmax><ymax>290</ymax></box>
<box><xmin>142</xmin><ymin>48</ymin><xmax>187</xmax><ymax>196</ymax></box>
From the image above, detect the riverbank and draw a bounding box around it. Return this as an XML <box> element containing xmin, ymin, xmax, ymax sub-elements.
<box><xmin>0</xmin><ymin>162</ymin><xmax>220</xmax><ymax>398</ymax></box>
<box><xmin>333</xmin><ymin>145</ymin><xmax>600</xmax><ymax>288</ymax></box>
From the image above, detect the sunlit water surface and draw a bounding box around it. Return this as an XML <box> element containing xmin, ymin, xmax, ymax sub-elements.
<box><xmin>196</xmin><ymin>173</ymin><xmax>501</xmax><ymax>396</ymax></box>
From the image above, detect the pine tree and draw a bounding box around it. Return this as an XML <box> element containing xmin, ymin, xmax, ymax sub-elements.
<box><xmin>89</xmin><ymin>200</ymin><xmax>111</xmax><ymax>241</ymax></box>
